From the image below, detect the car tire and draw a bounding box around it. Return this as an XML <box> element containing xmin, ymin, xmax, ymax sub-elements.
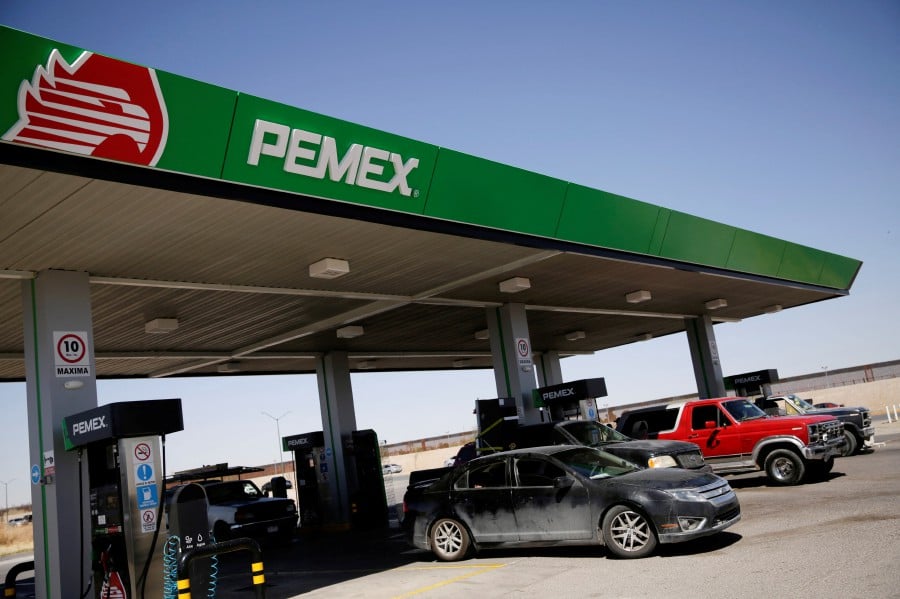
<box><xmin>601</xmin><ymin>505</ymin><xmax>658</xmax><ymax>559</ymax></box>
<box><xmin>764</xmin><ymin>449</ymin><xmax>806</xmax><ymax>485</ymax></box>
<box><xmin>840</xmin><ymin>430</ymin><xmax>857</xmax><ymax>457</ymax></box>
<box><xmin>808</xmin><ymin>456</ymin><xmax>835</xmax><ymax>479</ymax></box>
<box><xmin>429</xmin><ymin>517</ymin><xmax>471</xmax><ymax>562</ymax></box>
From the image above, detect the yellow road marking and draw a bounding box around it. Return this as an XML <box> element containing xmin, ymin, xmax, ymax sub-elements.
<box><xmin>391</xmin><ymin>563</ymin><xmax>507</xmax><ymax>598</ymax></box>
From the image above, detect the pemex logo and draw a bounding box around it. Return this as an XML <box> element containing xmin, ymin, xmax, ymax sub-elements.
<box><xmin>2</xmin><ymin>49</ymin><xmax>168</xmax><ymax>166</ymax></box>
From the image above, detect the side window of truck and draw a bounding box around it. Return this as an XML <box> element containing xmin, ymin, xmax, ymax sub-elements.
<box><xmin>691</xmin><ymin>405</ymin><xmax>727</xmax><ymax>429</ymax></box>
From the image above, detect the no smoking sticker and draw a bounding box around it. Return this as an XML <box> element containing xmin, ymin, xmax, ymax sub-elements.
<box><xmin>134</xmin><ymin>443</ymin><xmax>151</xmax><ymax>461</ymax></box>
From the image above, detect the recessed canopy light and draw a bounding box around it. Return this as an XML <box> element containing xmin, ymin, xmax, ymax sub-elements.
<box><xmin>704</xmin><ymin>298</ymin><xmax>728</xmax><ymax>311</ymax></box>
<box><xmin>336</xmin><ymin>325</ymin><xmax>364</xmax><ymax>339</ymax></box>
<box><xmin>356</xmin><ymin>360</ymin><xmax>376</xmax><ymax>370</ymax></box>
<box><xmin>565</xmin><ymin>330</ymin><xmax>586</xmax><ymax>341</ymax></box>
<box><xmin>625</xmin><ymin>290</ymin><xmax>652</xmax><ymax>304</ymax></box>
<box><xmin>217</xmin><ymin>361</ymin><xmax>241</xmax><ymax>373</ymax></box>
<box><xmin>309</xmin><ymin>257</ymin><xmax>350</xmax><ymax>279</ymax></box>
<box><xmin>452</xmin><ymin>359</ymin><xmax>471</xmax><ymax>368</ymax></box>
<box><xmin>145</xmin><ymin>317</ymin><xmax>178</xmax><ymax>334</ymax></box>
<box><xmin>638</xmin><ymin>333</ymin><xmax>653</xmax><ymax>341</ymax></box>
<box><xmin>499</xmin><ymin>277</ymin><xmax>531</xmax><ymax>293</ymax></box>
<box><xmin>764</xmin><ymin>304</ymin><xmax>783</xmax><ymax>314</ymax></box>
<box><xmin>474</xmin><ymin>329</ymin><xmax>490</xmax><ymax>340</ymax></box>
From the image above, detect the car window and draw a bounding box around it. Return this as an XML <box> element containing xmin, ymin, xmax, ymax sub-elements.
<box><xmin>514</xmin><ymin>457</ymin><xmax>565</xmax><ymax>487</ymax></box>
<box><xmin>722</xmin><ymin>399</ymin><xmax>767</xmax><ymax>422</ymax></box>
<box><xmin>454</xmin><ymin>460</ymin><xmax>507</xmax><ymax>489</ymax></box>
<box><xmin>691</xmin><ymin>405</ymin><xmax>727</xmax><ymax>429</ymax></box>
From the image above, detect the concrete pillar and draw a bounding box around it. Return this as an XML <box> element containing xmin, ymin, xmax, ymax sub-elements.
<box><xmin>21</xmin><ymin>270</ymin><xmax>97</xmax><ymax>599</ymax></box>
<box><xmin>315</xmin><ymin>350</ymin><xmax>357</xmax><ymax>527</ymax></box>
<box><xmin>535</xmin><ymin>351</ymin><xmax>564</xmax><ymax>387</ymax></box>
<box><xmin>486</xmin><ymin>304</ymin><xmax>540</xmax><ymax>424</ymax></box>
<box><xmin>686</xmin><ymin>315</ymin><xmax>726</xmax><ymax>399</ymax></box>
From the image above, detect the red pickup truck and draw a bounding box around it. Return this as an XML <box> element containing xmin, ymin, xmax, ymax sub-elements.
<box><xmin>615</xmin><ymin>397</ymin><xmax>845</xmax><ymax>485</ymax></box>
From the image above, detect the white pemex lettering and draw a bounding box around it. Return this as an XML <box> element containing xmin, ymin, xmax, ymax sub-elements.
<box><xmin>246</xmin><ymin>119</ymin><xmax>418</xmax><ymax>196</ymax></box>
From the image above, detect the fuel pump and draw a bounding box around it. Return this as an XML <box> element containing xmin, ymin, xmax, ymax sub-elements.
<box><xmin>62</xmin><ymin>398</ymin><xmax>183</xmax><ymax>599</ymax></box>
<box><xmin>282</xmin><ymin>431</ymin><xmax>329</xmax><ymax>529</ymax></box>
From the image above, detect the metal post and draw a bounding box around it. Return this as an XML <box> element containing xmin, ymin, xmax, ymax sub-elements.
<box><xmin>0</xmin><ymin>479</ymin><xmax>12</xmax><ymax>526</ymax></box>
<box><xmin>262</xmin><ymin>411</ymin><xmax>291</xmax><ymax>475</ymax></box>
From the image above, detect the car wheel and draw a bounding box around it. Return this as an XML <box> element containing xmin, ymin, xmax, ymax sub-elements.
<box><xmin>808</xmin><ymin>456</ymin><xmax>835</xmax><ymax>479</ymax></box>
<box><xmin>764</xmin><ymin>449</ymin><xmax>806</xmax><ymax>485</ymax></box>
<box><xmin>601</xmin><ymin>505</ymin><xmax>658</xmax><ymax>559</ymax></box>
<box><xmin>429</xmin><ymin>518</ymin><xmax>471</xmax><ymax>561</ymax></box>
<box><xmin>840</xmin><ymin>430</ymin><xmax>857</xmax><ymax>457</ymax></box>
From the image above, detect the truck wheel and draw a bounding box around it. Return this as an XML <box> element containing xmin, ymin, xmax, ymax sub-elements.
<box><xmin>430</xmin><ymin>518</ymin><xmax>471</xmax><ymax>561</ymax></box>
<box><xmin>764</xmin><ymin>449</ymin><xmax>806</xmax><ymax>485</ymax></box>
<box><xmin>601</xmin><ymin>505</ymin><xmax>658</xmax><ymax>559</ymax></box>
<box><xmin>808</xmin><ymin>456</ymin><xmax>835</xmax><ymax>479</ymax></box>
<box><xmin>840</xmin><ymin>430</ymin><xmax>857</xmax><ymax>457</ymax></box>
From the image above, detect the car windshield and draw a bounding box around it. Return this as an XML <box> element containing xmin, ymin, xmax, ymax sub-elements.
<box><xmin>553</xmin><ymin>447</ymin><xmax>640</xmax><ymax>479</ymax></box>
<box><xmin>204</xmin><ymin>481</ymin><xmax>262</xmax><ymax>503</ymax></box>
<box><xmin>723</xmin><ymin>399</ymin><xmax>768</xmax><ymax>422</ymax></box>
<box><xmin>561</xmin><ymin>421</ymin><xmax>631</xmax><ymax>446</ymax></box>
<box><xmin>786</xmin><ymin>394</ymin><xmax>816</xmax><ymax>411</ymax></box>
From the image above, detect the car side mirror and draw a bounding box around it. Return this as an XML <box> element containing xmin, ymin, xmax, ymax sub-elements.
<box><xmin>554</xmin><ymin>475</ymin><xmax>575</xmax><ymax>489</ymax></box>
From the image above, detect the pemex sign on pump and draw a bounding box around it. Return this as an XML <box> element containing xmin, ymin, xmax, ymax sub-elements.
<box><xmin>0</xmin><ymin>26</ymin><xmax>437</xmax><ymax>215</ymax></box>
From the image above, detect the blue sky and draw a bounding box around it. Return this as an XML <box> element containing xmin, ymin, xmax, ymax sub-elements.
<box><xmin>1</xmin><ymin>1</ymin><xmax>898</xmax><ymax>506</ymax></box>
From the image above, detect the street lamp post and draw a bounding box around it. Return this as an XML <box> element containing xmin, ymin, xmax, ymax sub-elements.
<box><xmin>822</xmin><ymin>366</ymin><xmax>830</xmax><ymax>388</ymax></box>
<box><xmin>261</xmin><ymin>411</ymin><xmax>291</xmax><ymax>475</ymax></box>
<box><xmin>1</xmin><ymin>479</ymin><xmax>13</xmax><ymax>526</ymax></box>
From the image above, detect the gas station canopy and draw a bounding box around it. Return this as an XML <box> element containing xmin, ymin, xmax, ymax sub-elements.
<box><xmin>0</xmin><ymin>26</ymin><xmax>861</xmax><ymax>381</ymax></box>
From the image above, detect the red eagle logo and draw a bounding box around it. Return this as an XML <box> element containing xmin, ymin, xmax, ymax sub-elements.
<box><xmin>3</xmin><ymin>50</ymin><xmax>168</xmax><ymax>166</ymax></box>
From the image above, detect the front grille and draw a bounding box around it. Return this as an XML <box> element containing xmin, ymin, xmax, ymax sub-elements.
<box><xmin>715</xmin><ymin>507</ymin><xmax>740</xmax><ymax>525</ymax></box>
<box><xmin>695</xmin><ymin>479</ymin><xmax>733</xmax><ymax>500</ymax></box>
<box><xmin>821</xmin><ymin>419</ymin><xmax>843</xmax><ymax>439</ymax></box>
<box><xmin>676</xmin><ymin>451</ymin><xmax>707</xmax><ymax>470</ymax></box>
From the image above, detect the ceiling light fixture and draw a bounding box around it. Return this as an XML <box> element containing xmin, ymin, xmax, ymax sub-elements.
<box><xmin>704</xmin><ymin>298</ymin><xmax>728</xmax><ymax>311</ymax></box>
<box><xmin>764</xmin><ymin>304</ymin><xmax>783</xmax><ymax>314</ymax></box>
<box><xmin>356</xmin><ymin>360</ymin><xmax>376</xmax><ymax>370</ymax></box>
<box><xmin>309</xmin><ymin>257</ymin><xmax>350</xmax><ymax>279</ymax></box>
<box><xmin>625</xmin><ymin>289</ymin><xmax>652</xmax><ymax>304</ymax></box>
<box><xmin>565</xmin><ymin>330</ymin><xmax>586</xmax><ymax>341</ymax></box>
<box><xmin>638</xmin><ymin>333</ymin><xmax>653</xmax><ymax>341</ymax></box>
<box><xmin>499</xmin><ymin>277</ymin><xmax>531</xmax><ymax>293</ymax></box>
<box><xmin>217</xmin><ymin>361</ymin><xmax>241</xmax><ymax>373</ymax></box>
<box><xmin>336</xmin><ymin>325</ymin><xmax>364</xmax><ymax>339</ymax></box>
<box><xmin>145</xmin><ymin>317</ymin><xmax>179</xmax><ymax>334</ymax></box>
<box><xmin>474</xmin><ymin>329</ymin><xmax>490</xmax><ymax>340</ymax></box>
<box><xmin>452</xmin><ymin>359</ymin><xmax>471</xmax><ymax>368</ymax></box>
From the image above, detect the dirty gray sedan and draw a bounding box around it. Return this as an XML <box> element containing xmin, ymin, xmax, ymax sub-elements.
<box><xmin>403</xmin><ymin>445</ymin><xmax>740</xmax><ymax>560</ymax></box>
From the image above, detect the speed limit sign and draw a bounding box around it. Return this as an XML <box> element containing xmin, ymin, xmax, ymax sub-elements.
<box><xmin>53</xmin><ymin>331</ymin><xmax>92</xmax><ymax>377</ymax></box>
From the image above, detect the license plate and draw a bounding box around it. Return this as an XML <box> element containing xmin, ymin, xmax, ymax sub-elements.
<box><xmin>267</xmin><ymin>525</ymin><xmax>278</xmax><ymax>533</ymax></box>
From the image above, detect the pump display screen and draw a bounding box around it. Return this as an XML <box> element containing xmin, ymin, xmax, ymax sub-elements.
<box><xmin>90</xmin><ymin>483</ymin><xmax>123</xmax><ymax>533</ymax></box>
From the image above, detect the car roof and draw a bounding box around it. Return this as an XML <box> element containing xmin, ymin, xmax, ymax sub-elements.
<box><xmin>481</xmin><ymin>444</ymin><xmax>584</xmax><ymax>458</ymax></box>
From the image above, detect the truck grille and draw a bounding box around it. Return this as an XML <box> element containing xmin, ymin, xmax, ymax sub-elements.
<box><xmin>821</xmin><ymin>419</ymin><xmax>843</xmax><ymax>439</ymax></box>
<box><xmin>676</xmin><ymin>451</ymin><xmax>707</xmax><ymax>470</ymax></box>
<box><xmin>861</xmin><ymin>410</ymin><xmax>871</xmax><ymax>427</ymax></box>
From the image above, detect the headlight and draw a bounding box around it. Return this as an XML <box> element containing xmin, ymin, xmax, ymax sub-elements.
<box><xmin>647</xmin><ymin>455</ymin><xmax>678</xmax><ymax>469</ymax></box>
<box><xmin>665</xmin><ymin>489</ymin><xmax>705</xmax><ymax>502</ymax></box>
